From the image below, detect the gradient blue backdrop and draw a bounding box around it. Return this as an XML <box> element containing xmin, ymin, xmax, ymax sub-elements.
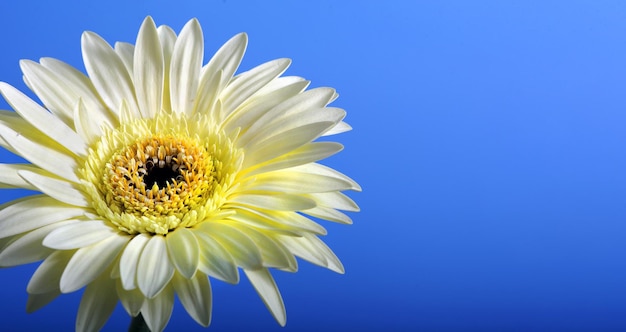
<box><xmin>1</xmin><ymin>1</ymin><xmax>626</xmax><ymax>331</ymax></box>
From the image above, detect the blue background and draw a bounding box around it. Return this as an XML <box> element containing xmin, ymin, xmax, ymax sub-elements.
<box><xmin>1</xmin><ymin>1</ymin><xmax>626</xmax><ymax>331</ymax></box>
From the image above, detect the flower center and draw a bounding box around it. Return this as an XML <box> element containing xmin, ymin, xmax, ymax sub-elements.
<box><xmin>105</xmin><ymin>136</ymin><xmax>215</xmax><ymax>219</ymax></box>
<box><xmin>80</xmin><ymin>113</ymin><xmax>243</xmax><ymax>235</ymax></box>
<box><xmin>143</xmin><ymin>164</ymin><xmax>179</xmax><ymax>189</ymax></box>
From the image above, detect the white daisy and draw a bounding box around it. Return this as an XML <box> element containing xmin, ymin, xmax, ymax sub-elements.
<box><xmin>0</xmin><ymin>16</ymin><xmax>359</xmax><ymax>332</ymax></box>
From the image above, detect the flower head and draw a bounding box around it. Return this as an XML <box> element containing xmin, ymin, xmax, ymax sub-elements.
<box><xmin>0</xmin><ymin>17</ymin><xmax>359</xmax><ymax>331</ymax></box>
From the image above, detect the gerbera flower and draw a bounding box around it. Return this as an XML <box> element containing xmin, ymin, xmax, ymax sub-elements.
<box><xmin>0</xmin><ymin>16</ymin><xmax>359</xmax><ymax>331</ymax></box>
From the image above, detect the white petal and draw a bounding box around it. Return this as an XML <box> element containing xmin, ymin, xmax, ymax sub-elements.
<box><xmin>60</xmin><ymin>234</ymin><xmax>129</xmax><ymax>293</ymax></box>
<box><xmin>287</xmin><ymin>162</ymin><xmax>361</xmax><ymax>191</ymax></box>
<box><xmin>197</xmin><ymin>223</ymin><xmax>262</xmax><ymax>269</ymax></box>
<box><xmin>237</xmin><ymin>87</ymin><xmax>336</xmax><ymax>147</ymax></box>
<box><xmin>166</xmin><ymin>228</ymin><xmax>199</xmax><ymax>279</ymax></box>
<box><xmin>0</xmin><ymin>195</ymin><xmax>85</xmax><ymax>238</ymax></box>
<box><xmin>229</xmin><ymin>224</ymin><xmax>296</xmax><ymax>270</ymax></box>
<box><xmin>39</xmin><ymin>57</ymin><xmax>115</xmax><ymax>123</ymax></box>
<box><xmin>0</xmin><ymin>236</ymin><xmax>13</xmax><ymax>250</ymax></box>
<box><xmin>278</xmin><ymin>234</ymin><xmax>326</xmax><ymax>269</ymax></box>
<box><xmin>43</xmin><ymin>220</ymin><xmax>116</xmax><ymax>250</ymax></box>
<box><xmin>0</xmin><ymin>163</ymin><xmax>42</xmax><ymax>190</ymax></box>
<box><xmin>26</xmin><ymin>290</ymin><xmax>60</xmax><ymax>313</ymax></box>
<box><xmin>0</xmin><ymin>122</ymin><xmax>80</xmax><ymax>183</ymax></box>
<box><xmin>201</xmin><ymin>32</ymin><xmax>247</xmax><ymax>92</ymax></box>
<box><xmin>0</xmin><ymin>219</ymin><xmax>78</xmax><ymax>267</ymax></box>
<box><xmin>244</xmin><ymin>269</ymin><xmax>286</xmax><ymax>326</ymax></box>
<box><xmin>280</xmin><ymin>233</ymin><xmax>344</xmax><ymax>273</ymax></box>
<box><xmin>220</xmin><ymin>58</ymin><xmax>291</xmax><ymax>118</ymax></box>
<box><xmin>119</xmin><ymin>233</ymin><xmax>149</xmax><ymax>290</ymax></box>
<box><xmin>73</xmin><ymin>97</ymin><xmax>107</xmax><ymax>144</ymax></box>
<box><xmin>244</xmin><ymin>108</ymin><xmax>344</xmax><ymax>159</ymax></box>
<box><xmin>266</xmin><ymin>210</ymin><xmax>326</xmax><ymax>235</ymax></box>
<box><xmin>114</xmin><ymin>42</ymin><xmax>135</xmax><ymax>75</ymax></box>
<box><xmin>158</xmin><ymin>25</ymin><xmax>177</xmax><ymax>58</ymax></box>
<box><xmin>253</xmin><ymin>75</ymin><xmax>308</xmax><ymax>97</ymax></box>
<box><xmin>81</xmin><ymin>31</ymin><xmax>140</xmax><ymax>118</ymax></box>
<box><xmin>172</xmin><ymin>272</ymin><xmax>212</xmax><ymax>327</ymax></box>
<box><xmin>240</xmin><ymin>171</ymin><xmax>354</xmax><ymax>194</ymax></box>
<box><xmin>304</xmin><ymin>233</ymin><xmax>344</xmax><ymax>273</ymax></box>
<box><xmin>157</xmin><ymin>25</ymin><xmax>176</xmax><ymax>113</ymax></box>
<box><xmin>307</xmin><ymin>192</ymin><xmax>360</xmax><ymax>212</ymax></box>
<box><xmin>194</xmin><ymin>232</ymin><xmax>239</xmax><ymax>284</ymax></box>
<box><xmin>28</xmin><ymin>250</ymin><xmax>73</xmax><ymax>294</ymax></box>
<box><xmin>0</xmin><ymin>110</ymin><xmax>32</xmax><ymax>153</ymax></box>
<box><xmin>134</xmin><ymin>17</ymin><xmax>164</xmax><ymax>118</ymax></box>
<box><xmin>76</xmin><ymin>269</ymin><xmax>118</xmax><ymax>332</ymax></box>
<box><xmin>109</xmin><ymin>254</ymin><xmax>121</xmax><ymax>279</ymax></box>
<box><xmin>243</xmin><ymin>121</ymin><xmax>336</xmax><ymax>168</ymax></box>
<box><xmin>229</xmin><ymin>193</ymin><xmax>316</xmax><ymax>211</ymax></box>
<box><xmin>137</xmin><ymin>235</ymin><xmax>174</xmax><ymax>298</ymax></box>
<box><xmin>19</xmin><ymin>60</ymin><xmax>76</xmax><ymax>126</ymax></box>
<box><xmin>117</xmin><ymin>283</ymin><xmax>145</xmax><ymax>316</ymax></box>
<box><xmin>169</xmin><ymin>18</ymin><xmax>203</xmax><ymax>115</ymax></box>
<box><xmin>244</xmin><ymin>142</ymin><xmax>343</xmax><ymax>177</ymax></box>
<box><xmin>224</xmin><ymin>208</ymin><xmax>303</xmax><ymax>235</ymax></box>
<box><xmin>246</xmin><ymin>107</ymin><xmax>345</xmax><ymax>152</ymax></box>
<box><xmin>141</xmin><ymin>284</ymin><xmax>174</xmax><ymax>332</ymax></box>
<box><xmin>193</xmin><ymin>69</ymin><xmax>222</xmax><ymax>119</ymax></box>
<box><xmin>303</xmin><ymin>206</ymin><xmax>353</xmax><ymax>224</ymax></box>
<box><xmin>19</xmin><ymin>170</ymin><xmax>89</xmax><ymax>207</ymax></box>
<box><xmin>221</xmin><ymin>77</ymin><xmax>309</xmax><ymax>134</ymax></box>
<box><xmin>118</xmin><ymin>99</ymin><xmax>135</xmax><ymax>124</ymax></box>
<box><xmin>322</xmin><ymin>120</ymin><xmax>352</xmax><ymax>136</ymax></box>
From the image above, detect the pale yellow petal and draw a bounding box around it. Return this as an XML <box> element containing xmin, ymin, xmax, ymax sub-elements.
<box><xmin>0</xmin><ymin>82</ymin><xmax>87</xmax><ymax>158</ymax></box>
<box><xmin>306</xmin><ymin>192</ymin><xmax>360</xmax><ymax>212</ymax></box>
<box><xmin>303</xmin><ymin>206</ymin><xmax>354</xmax><ymax>224</ymax></box>
<box><xmin>220</xmin><ymin>58</ymin><xmax>291</xmax><ymax>118</ymax></box>
<box><xmin>243</xmin><ymin>142</ymin><xmax>343</xmax><ymax>177</ymax></box>
<box><xmin>0</xmin><ymin>195</ymin><xmax>84</xmax><ymax>238</ymax></box>
<box><xmin>236</xmin><ymin>87</ymin><xmax>336</xmax><ymax>148</ymax></box>
<box><xmin>114</xmin><ymin>42</ymin><xmax>135</xmax><ymax>75</ymax></box>
<box><xmin>229</xmin><ymin>193</ymin><xmax>316</xmax><ymax>211</ymax></box>
<box><xmin>197</xmin><ymin>223</ymin><xmax>262</xmax><ymax>269</ymax></box>
<box><xmin>117</xmin><ymin>283</ymin><xmax>145</xmax><ymax>317</ymax></box>
<box><xmin>242</xmin><ymin>121</ymin><xmax>337</xmax><ymax>168</ymax></box>
<box><xmin>169</xmin><ymin>18</ymin><xmax>203</xmax><ymax>115</ymax></box>
<box><xmin>76</xmin><ymin>269</ymin><xmax>118</xmax><ymax>332</ymax></box>
<box><xmin>43</xmin><ymin>220</ymin><xmax>116</xmax><ymax>250</ymax></box>
<box><xmin>27</xmin><ymin>251</ymin><xmax>73</xmax><ymax>294</ymax></box>
<box><xmin>134</xmin><ymin>16</ymin><xmax>164</xmax><ymax>118</ymax></box>
<box><xmin>287</xmin><ymin>162</ymin><xmax>361</xmax><ymax>191</ymax></box>
<box><xmin>200</xmin><ymin>32</ymin><xmax>247</xmax><ymax>93</ymax></box>
<box><xmin>229</xmin><ymin>223</ymin><xmax>296</xmax><ymax>270</ymax></box>
<box><xmin>19</xmin><ymin>170</ymin><xmax>89</xmax><ymax>207</ymax></box>
<box><xmin>166</xmin><ymin>228</ymin><xmax>199</xmax><ymax>279</ymax></box>
<box><xmin>137</xmin><ymin>235</ymin><xmax>174</xmax><ymax>298</ymax></box>
<box><xmin>0</xmin><ymin>163</ymin><xmax>43</xmax><ymax>190</ymax></box>
<box><xmin>157</xmin><ymin>25</ymin><xmax>176</xmax><ymax>113</ymax></box>
<box><xmin>172</xmin><ymin>272</ymin><xmax>212</xmax><ymax>327</ymax></box>
<box><xmin>194</xmin><ymin>232</ymin><xmax>239</xmax><ymax>284</ymax></box>
<box><xmin>39</xmin><ymin>57</ymin><xmax>115</xmax><ymax>124</ymax></box>
<box><xmin>244</xmin><ymin>268</ymin><xmax>286</xmax><ymax>326</ymax></box>
<box><xmin>81</xmin><ymin>31</ymin><xmax>140</xmax><ymax>118</ymax></box>
<box><xmin>26</xmin><ymin>290</ymin><xmax>60</xmax><ymax>313</ymax></box>
<box><xmin>60</xmin><ymin>234</ymin><xmax>129</xmax><ymax>293</ymax></box>
<box><xmin>141</xmin><ymin>284</ymin><xmax>174</xmax><ymax>332</ymax></box>
<box><xmin>0</xmin><ymin>121</ymin><xmax>80</xmax><ymax>183</ymax></box>
<box><xmin>221</xmin><ymin>76</ymin><xmax>308</xmax><ymax>134</ymax></box>
<box><xmin>0</xmin><ymin>219</ymin><xmax>78</xmax><ymax>267</ymax></box>
<box><xmin>119</xmin><ymin>233</ymin><xmax>149</xmax><ymax>290</ymax></box>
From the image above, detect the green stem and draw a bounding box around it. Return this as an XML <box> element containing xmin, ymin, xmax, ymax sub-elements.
<box><xmin>128</xmin><ymin>313</ymin><xmax>151</xmax><ymax>332</ymax></box>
